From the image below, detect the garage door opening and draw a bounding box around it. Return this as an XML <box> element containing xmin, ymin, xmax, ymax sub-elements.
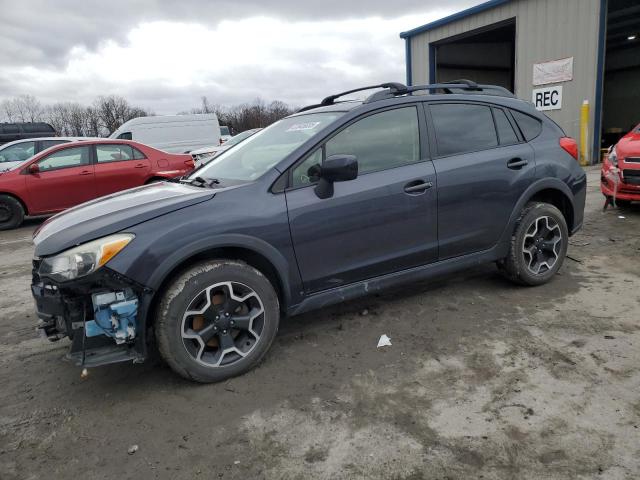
<box><xmin>432</xmin><ymin>19</ymin><xmax>516</xmax><ymax>92</ymax></box>
<box><xmin>601</xmin><ymin>0</ymin><xmax>640</xmax><ymax>150</ymax></box>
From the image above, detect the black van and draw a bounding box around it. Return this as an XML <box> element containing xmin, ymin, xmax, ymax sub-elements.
<box><xmin>0</xmin><ymin>122</ymin><xmax>56</xmax><ymax>145</ymax></box>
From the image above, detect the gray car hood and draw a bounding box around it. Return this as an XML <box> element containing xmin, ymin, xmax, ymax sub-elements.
<box><xmin>33</xmin><ymin>181</ymin><xmax>215</xmax><ymax>257</ymax></box>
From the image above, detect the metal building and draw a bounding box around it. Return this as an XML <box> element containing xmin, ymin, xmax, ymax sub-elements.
<box><xmin>400</xmin><ymin>0</ymin><xmax>640</xmax><ymax>164</ymax></box>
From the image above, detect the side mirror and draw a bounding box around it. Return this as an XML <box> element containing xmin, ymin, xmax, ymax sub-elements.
<box><xmin>27</xmin><ymin>164</ymin><xmax>40</xmax><ymax>174</ymax></box>
<box><xmin>314</xmin><ymin>154</ymin><xmax>358</xmax><ymax>199</ymax></box>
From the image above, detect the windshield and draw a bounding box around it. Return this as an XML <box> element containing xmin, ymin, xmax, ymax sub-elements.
<box><xmin>193</xmin><ymin>112</ymin><xmax>344</xmax><ymax>182</ymax></box>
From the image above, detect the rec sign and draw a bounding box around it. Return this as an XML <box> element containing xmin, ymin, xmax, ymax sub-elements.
<box><xmin>532</xmin><ymin>86</ymin><xmax>563</xmax><ymax>111</ymax></box>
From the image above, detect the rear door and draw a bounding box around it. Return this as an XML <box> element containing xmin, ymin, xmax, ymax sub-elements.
<box><xmin>285</xmin><ymin>105</ymin><xmax>438</xmax><ymax>293</ymax></box>
<box><xmin>93</xmin><ymin>143</ymin><xmax>151</xmax><ymax>196</ymax></box>
<box><xmin>25</xmin><ymin>145</ymin><xmax>95</xmax><ymax>213</ymax></box>
<box><xmin>426</xmin><ymin>102</ymin><xmax>536</xmax><ymax>259</ymax></box>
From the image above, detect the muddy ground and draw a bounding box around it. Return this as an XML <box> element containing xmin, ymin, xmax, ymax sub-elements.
<box><xmin>0</xmin><ymin>166</ymin><xmax>638</xmax><ymax>479</ymax></box>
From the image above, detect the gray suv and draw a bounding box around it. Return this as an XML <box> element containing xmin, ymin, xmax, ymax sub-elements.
<box><xmin>31</xmin><ymin>81</ymin><xmax>586</xmax><ymax>382</ymax></box>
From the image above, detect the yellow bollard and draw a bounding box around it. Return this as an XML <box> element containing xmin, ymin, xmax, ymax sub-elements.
<box><xmin>580</xmin><ymin>100</ymin><xmax>590</xmax><ymax>166</ymax></box>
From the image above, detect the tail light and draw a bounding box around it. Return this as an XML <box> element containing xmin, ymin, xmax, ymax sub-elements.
<box><xmin>559</xmin><ymin>137</ymin><xmax>578</xmax><ymax>161</ymax></box>
<box><xmin>185</xmin><ymin>159</ymin><xmax>194</xmax><ymax>167</ymax></box>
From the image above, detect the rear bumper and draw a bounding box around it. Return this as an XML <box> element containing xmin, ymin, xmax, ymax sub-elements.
<box><xmin>31</xmin><ymin>265</ymin><xmax>153</xmax><ymax>367</ymax></box>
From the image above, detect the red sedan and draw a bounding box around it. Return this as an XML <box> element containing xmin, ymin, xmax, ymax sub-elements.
<box><xmin>602</xmin><ymin>124</ymin><xmax>640</xmax><ymax>207</ymax></box>
<box><xmin>0</xmin><ymin>139</ymin><xmax>194</xmax><ymax>229</ymax></box>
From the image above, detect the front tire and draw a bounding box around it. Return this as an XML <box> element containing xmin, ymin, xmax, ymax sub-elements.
<box><xmin>156</xmin><ymin>260</ymin><xmax>280</xmax><ymax>383</ymax></box>
<box><xmin>499</xmin><ymin>202</ymin><xmax>568</xmax><ymax>286</ymax></box>
<box><xmin>0</xmin><ymin>194</ymin><xmax>25</xmax><ymax>230</ymax></box>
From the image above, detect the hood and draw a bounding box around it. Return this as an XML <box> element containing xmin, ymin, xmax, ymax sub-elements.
<box><xmin>33</xmin><ymin>181</ymin><xmax>215</xmax><ymax>256</ymax></box>
<box><xmin>617</xmin><ymin>130</ymin><xmax>640</xmax><ymax>160</ymax></box>
<box><xmin>191</xmin><ymin>144</ymin><xmax>225</xmax><ymax>155</ymax></box>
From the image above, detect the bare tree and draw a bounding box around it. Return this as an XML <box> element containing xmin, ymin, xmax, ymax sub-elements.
<box><xmin>2</xmin><ymin>95</ymin><xmax>45</xmax><ymax>122</ymax></box>
<box><xmin>84</xmin><ymin>106</ymin><xmax>102</xmax><ymax>137</ymax></box>
<box><xmin>207</xmin><ymin>98</ymin><xmax>295</xmax><ymax>133</ymax></box>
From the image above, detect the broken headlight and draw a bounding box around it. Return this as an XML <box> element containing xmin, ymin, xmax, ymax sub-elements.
<box><xmin>39</xmin><ymin>233</ymin><xmax>134</xmax><ymax>282</ymax></box>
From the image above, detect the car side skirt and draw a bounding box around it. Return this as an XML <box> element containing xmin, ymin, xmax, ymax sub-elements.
<box><xmin>287</xmin><ymin>242</ymin><xmax>509</xmax><ymax>317</ymax></box>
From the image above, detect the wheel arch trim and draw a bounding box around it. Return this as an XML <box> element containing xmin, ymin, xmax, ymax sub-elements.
<box><xmin>144</xmin><ymin>233</ymin><xmax>295</xmax><ymax>310</ymax></box>
<box><xmin>0</xmin><ymin>191</ymin><xmax>29</xmax><ymax>216</ymax></box>
<box><xmin>499</xmin><ymin>179</ymin><xmax>576</xmax><ymax>245</ymax></box>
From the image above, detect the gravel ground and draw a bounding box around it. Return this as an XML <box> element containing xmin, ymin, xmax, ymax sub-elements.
<box><xmin>0</xmin><ymin>166</ymin><xmax>638</xmax><ymax>480</ymax></box>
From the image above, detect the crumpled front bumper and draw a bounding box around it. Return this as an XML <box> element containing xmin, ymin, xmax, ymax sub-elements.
<box><xmin>31</xmin><ymin>259</ymin><xmax>154</xmax><ymax>367</ymax></box>
<box><xmin>601</xmin><ymin>164</ymin><xmax>640</xmax><ymax>201</ymax></box>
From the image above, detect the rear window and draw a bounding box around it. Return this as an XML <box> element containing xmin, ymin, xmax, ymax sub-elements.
<box><xmin>511</xmin><ymin>110</ymin><xmax>542</xmax><ymax>141</ymax></box>
<box><xmin>40</xmin><ymin>140</ymin><xmax>68</xmax><ymax>150</ymax></box>
<box><xmin>430</xmin><ymin>103</ymin><xmax>498</xmax><ymax>156</ymax></box>
<box><xmin>96</xmin><ymin>144</ymin><xmax>135</xmax><ymax>163</ymax></box>
<box><xmin>132</xmin><ymin>147</ymin><xmax>146</xmax><ymax>159</ymax></box>
<box><xmin>117</xmin><ymin>132</ymin><xmax>132</xmax><ymax>140</ymax></box>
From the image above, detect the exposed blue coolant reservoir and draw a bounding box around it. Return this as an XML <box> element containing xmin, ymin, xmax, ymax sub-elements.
<box><xmin>86</xmin><ymin>290</ymin><xmax>138</xmax><ymax>344</ymax></box>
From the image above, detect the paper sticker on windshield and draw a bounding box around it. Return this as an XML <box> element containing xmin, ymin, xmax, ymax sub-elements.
<box><xmin>286</xmin><ymin>122</ymin><xmax>321</xmax><ymax>132</ymax></box>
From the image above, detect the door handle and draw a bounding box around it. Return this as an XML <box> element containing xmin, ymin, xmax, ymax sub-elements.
<box><xmin>507</xmin><ymin>158</ymin><xmax>528</xmax><ymax>169</ymax></box>
<box><xmin>404</xmin><ymin>180</ymin><xmax>433</xmax><ymax>194</ymax></box>
<box><xmin>79</xmin><ymin>170</ymin><xmax>92</xmax><ymax>176</ymax></box>
<box><xmin>134</xmin><ymin>164</ymin><xmax>145</xmax><ymax>169</ymax></box>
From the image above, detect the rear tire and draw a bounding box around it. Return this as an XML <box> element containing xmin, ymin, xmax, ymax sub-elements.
<box><xmin>499</xmin><ymin>202</ymin><xmax>568</xmax><ymax>286</ymax></box>
<box><xmin>0</xmin><ymin>195</ymin><xmax>25</xmax><ymax>230</ymax></box>
<box><xmin>156</xmin><ymin>260</ymin><xmax>280</xmax><ymax>383</ymax></box>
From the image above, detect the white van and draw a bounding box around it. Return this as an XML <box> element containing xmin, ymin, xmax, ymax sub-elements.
<box><xmin>109</xmin><ymin>114</ymin><xmax>221</xmax><ymax>153</ymax></box>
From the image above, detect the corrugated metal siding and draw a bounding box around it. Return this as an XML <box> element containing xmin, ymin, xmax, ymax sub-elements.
<box><xmin>408</xmin><ymin>0</ymin><xmax>601</xmax><ymax>142</ymax></box>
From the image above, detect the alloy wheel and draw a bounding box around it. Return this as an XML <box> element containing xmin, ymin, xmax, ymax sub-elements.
<box><xmin>522</xmin><ymin>216</ymin><xmax>563</xmax><ymax>275</ymax></box>
<box><xmin>181</xmin><ymin>281</ymin><xmax>265</xmax><ymax>367</ymax></box>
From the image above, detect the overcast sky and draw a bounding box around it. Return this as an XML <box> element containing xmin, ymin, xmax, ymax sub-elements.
<box><xmin>0</xmin><ymin>0</ymin><xmax>478</xmax><ymax>113</ymax></box>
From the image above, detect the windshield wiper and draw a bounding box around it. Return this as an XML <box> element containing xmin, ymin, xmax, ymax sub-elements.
<box><xmin>179</xmin><ymin>176</ymin><xmax>221</xmax><ymax>188</ymax></box>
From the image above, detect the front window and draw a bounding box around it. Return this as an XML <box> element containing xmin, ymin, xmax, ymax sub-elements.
<box><xmin>0</xmin><ymin>141</ymin><xmax>36</xmax><ymax>163</ymax></box>
<box><xmin>194</xmin><ymin>112</ymin><xmax>344</xmax><ymax>182</ymax></box>
<box><xmin>220</xmin><ymin>126</ymin><xmax>231</xmax><ymax>136</ymax></box>
<box><xmin>38</xmin><ymin>146</ymin><xmax>90</xmax><ymax>171</ymax></box>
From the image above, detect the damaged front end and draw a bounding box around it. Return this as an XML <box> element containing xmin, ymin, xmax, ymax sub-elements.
<box><xmin>31</xmin><ymin>234</ymin><xmax>153</xmax><ymax>367</ymax></box>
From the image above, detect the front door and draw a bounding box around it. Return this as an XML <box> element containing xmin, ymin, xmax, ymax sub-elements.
<box><xmin>426</xmin><ymin>102</ymin><xmax>536</xmax><ymax>259</ymax></box>
<box><xmin>285</xmin><ymin>105</ymin><xmax>438</xmax><ymax>293</ymax></box>
<box><xmin>93</xmin><ymin>143</ymin><xmax>151</xmax><ymax>197</ymax></box>
<box><xmin>25</xmin><ymin>145</ymin><xmax>95</xmax><ymax>213</ymax></box>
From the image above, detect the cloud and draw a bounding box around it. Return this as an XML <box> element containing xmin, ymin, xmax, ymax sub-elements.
<box><xmin>0</xmin><ymin>1</ymin><xmax>476</xmax><ymax>112</ymax></box>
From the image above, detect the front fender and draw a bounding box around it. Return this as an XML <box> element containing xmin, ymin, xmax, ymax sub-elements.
<box><xmin>149</xmin><ymin>233</ymin><xmax>294</xmax><ymax>301</ymax></box>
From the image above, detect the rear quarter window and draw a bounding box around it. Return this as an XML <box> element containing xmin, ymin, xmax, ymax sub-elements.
<box><xmin>511</xmin><ymin>110</ymin><xmax>542</xmax><ymax>141</ymax></box>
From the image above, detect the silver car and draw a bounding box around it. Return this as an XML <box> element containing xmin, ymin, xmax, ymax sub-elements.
<box><xmin>191</xmin><ymin>128</ymin><xmax>262</xmax><ymax>167</ymax></box>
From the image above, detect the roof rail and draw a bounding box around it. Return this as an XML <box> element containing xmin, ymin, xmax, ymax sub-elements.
<box><xmin>414</xmin><ymin>79</ymin><xmax>514</xmax><ymax>96</ymax></box>
<box><xmin>364</xmin><ymin>79</ymin><xmax>515</xmax><ymax>103</ymax></box>
<box><xmin>298</xmin><ymin>80</ymin><xmax>515</xmax><ymax>113</ymax></box>
<box><xmin>297</xmin><ymin>82</ymin><xmax>409</xmax><ymax>112</ymax></box>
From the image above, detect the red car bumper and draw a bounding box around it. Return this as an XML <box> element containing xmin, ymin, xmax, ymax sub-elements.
<box><xmin>601</xmin><ymin>161</ymin><xmax>640</xmax><ymax>201</ymax></box>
